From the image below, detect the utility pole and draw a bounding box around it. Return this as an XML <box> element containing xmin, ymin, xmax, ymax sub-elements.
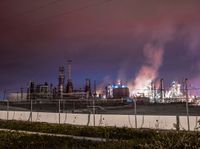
<box><xmin>185</xmin><ymin>78</ymin><xmax>190</xmax><ymax>131</ymax></box>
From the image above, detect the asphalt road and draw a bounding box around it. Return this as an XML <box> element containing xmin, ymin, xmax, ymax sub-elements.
<box><xmin>1</xmin><ymin>102</ymin><xmax>200</xmax><ymax>116</ymax></box>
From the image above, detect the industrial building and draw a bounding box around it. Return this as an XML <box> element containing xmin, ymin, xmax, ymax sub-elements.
<box><xmin>106</xmin><ymin>81</ymin><xmax>130</xmax><ymax>99</ymax></box>
<box><xmin>25</xmin><ymin>62</ymin><xmax>130</xmax><ymax>101</ymax></box>
<box><xmin>6</xmin><ymin>59</ymin><xmax>197</xmax><ymax>104</ymax></box>
<box><xmin>28</xmin><ymin>82</ymin><xmax>53</xmax><ymax>100</ymax></box>
<box><xmin>26</xmin><ymin>60</ymin><xmax>93</xmax><ymax>101</ymax></box>
<box><xmin>7</xmin><ymin>92</ymin><xmax>27</xmax><ymax>102</ymax></box>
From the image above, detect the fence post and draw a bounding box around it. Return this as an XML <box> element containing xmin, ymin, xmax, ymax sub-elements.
<box><xmin>30</xmin><ymin>99</ymin><xmax>32</xmax><ymax>122</ymax></box>
<box><xmin>58</xmin><ymin>99</ymin><xmax>61</xmax><ymax>124</ymax></box>
<box><xmin>185</xmin><ymin>78</ymin><xmax>190</xmax><ymax>131</ymax></box>
<box><xmin>7</xmin><ymin>100</ymin><xmax>9</xmax><ymax>121</ymax></box>
<box><xmin>176</xmin><ymin>115</ymin><xmax>180</xmax><ymax>131</ymax></box>
<box><xmin>134</xmin><ymin>99</ymin><xmax>137</xmax><ymax>128</ymax></box>
<box><xmin>93</xmin><ymin>98</ymin><xmax>95</xmax><ymax>126</ymax></box>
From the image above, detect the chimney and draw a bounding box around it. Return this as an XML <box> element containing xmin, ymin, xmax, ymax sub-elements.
<box><xmin>58</xmin><ymin>66</ymin><xmax>65</xmax><ymax>98</ymax></box>
<box><xmin>160</xmin><ymin>78</ymin><xmax>165</xmax><ymax>102</ymax></box>
<box><xmin>66</xmin><ymin>60</ymin><xmax>73</xmax><ymax>93</ymax></box>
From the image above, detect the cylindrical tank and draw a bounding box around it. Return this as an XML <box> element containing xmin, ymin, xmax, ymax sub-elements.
<box><xmin>113</xmin><ymin>87</ymin><xmax>129</xmax><ymax>99</ymax></box>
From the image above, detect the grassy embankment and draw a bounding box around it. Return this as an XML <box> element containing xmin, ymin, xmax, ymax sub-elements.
<box><xmin>0</xmin><ymin>120</ymin><xmax>199</xmax><ymax>148</ymax></box>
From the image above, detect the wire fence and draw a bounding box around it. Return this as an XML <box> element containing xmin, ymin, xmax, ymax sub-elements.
<box><xmin>1</xmin><ymin>85</ymin><xmax>200</xmax><ymax>131</ymax></box>
<box><xmin>0</xmin><ymin>100</ymin><xmax>200</xmax><ymax>131</ymax></box>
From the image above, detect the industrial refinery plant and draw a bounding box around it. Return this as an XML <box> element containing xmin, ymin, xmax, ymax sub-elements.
<box><xmin>128</xmin><ymin>78</ymin><xmax>196</xmax><ymax>103</ymax></box>
<box><xmin>26</xmin><ymin>60</ymin><xmax>94</xmax><ymax>100</ymax></box>
<box><xmin>104</xmin><ymin>78</ymin><xmax>198</xmax><ymax>104</ymax></box>
<box><xmin>6</xmin><ymin>60</ymin><xmax>200</xmax><ymax>106</ymax></box>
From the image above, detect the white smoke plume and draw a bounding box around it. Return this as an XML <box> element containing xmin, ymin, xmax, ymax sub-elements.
<box><xmin>128</xmin><ymin>42</ymin><xmax>164</xmax><ymax>96</ymax></box>
<box><xmin>126</xmin><ymin>17</ymin><xmax>177</xmax><ymax>96</ymax></box>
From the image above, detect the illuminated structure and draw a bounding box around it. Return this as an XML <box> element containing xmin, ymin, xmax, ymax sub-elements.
<box><xmin>9</xmin><ymin>60</ymin><xmax>196</xmax><ymax>103</ymax></box>
<box><xmin>113</xmin><ymin>85</ymin><xmax>129</xmax><ymax>99</ymax></box>
<box><xmin>58</xmin><ymin>66</ymin><xmax>65</xmax><ymax>98</ymax></box>
<box><xmin>106</xmin><ymin>80</ymin><xmax>129</xmax><ymax>99</ymax></box>
<box><xmin>106</xmin><ymin>84</ymin><xmax>113</xmax><ymax>99</ymax></box>
<box><xmin>160</xmin><ymin>78</ymin><xmax>165</xmax><ymax>102</ymax></box>
<box><xmin>85</xmin><ymin>79</ymin><xmax>92</xmax><ymax>98</ymax></box>
<box><xmin>130</xmin><ymin>79</ymin><xmax>152</xmax><ymax>98</ymax></box>
<box><xmin>166</xmin><ymin>81</ymin><xmax>183</xmax><ymax>98</ymax></box>
<box><xmin>129</xmin><ymin>79</ymin><xmax>192</xmax><ymax>103</ymax></box>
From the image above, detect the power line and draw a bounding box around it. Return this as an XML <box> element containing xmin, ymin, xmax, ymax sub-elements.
<box><xmin>1</xmin><ymin>0</ymin><xmax>114</xmax><ymax>33</ymax></box>
<box><xmin>27</xmin><ymin>0</ymin><xmax>114</xmax><ymax>27</ymax></box>
<box><xmin>1</xmin><ymin>0</ymin><xmax>64</xmax><ymax>23</ymax></box>
<box><xmin>16</xmin><ymin>0</ymin><xmax>64</xmax><ymax>17</ymax></box>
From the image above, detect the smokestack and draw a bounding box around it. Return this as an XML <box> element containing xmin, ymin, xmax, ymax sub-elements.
<box><xmin>154</xmin><ymin>85</ymin><xmax>157</xmax><ymax>102</ymax></box>
<box><xmin>184</xmin><ymin>78</ymin><xmax>189</xmax><ymax>99</ymax></box>
<box><xmin>182</xmin><ymin>79</ymin><xmax>186</xmax><ymax>96</ymax></box>
<box><xmin>160</xmin><ymin>78</ymin><xmax>165</xmax><ymax>102</ymax></box>
<box><xmin>67</xmin><ymin>60</ymin><xmax>72</xmax><ymax>80</ymax></box>
<box><xmin>58</xmin><ymin>66</ymin><xmax>65</xmax><ymax>98</ymax></box>
<box><xmin>151</xmin><ymin>81</ymin><xmax>155</xmax><ymax>102</ymax></box>
<box><xmin>28</xmin><ymin>81</ymin><xmax>35</xmax><ymax>100</ymax></box>
<box><xmin>85</xmin><ymin>79</ymin><xmax>91</xmax><ymax>97</ymax></box>
<box><xmin>94</xmin><ymin>80</ymin><xmax>97</xmax><ymax>98</ymax></box>
<box><xmin>66</xmin><ymin>60</ymin><xmax>73</xmax><ymax>93</ymax></box>
<box><xmin>20</xmin><ymin>87</ymin><xmax>23</xmax><ymax>101</ymax></box>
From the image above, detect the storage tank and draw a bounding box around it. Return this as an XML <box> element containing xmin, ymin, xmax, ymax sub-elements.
<box><xmin>112</xmin><ymin>85</ymin><xmax>129</xmax><ymax>99</ymax></box>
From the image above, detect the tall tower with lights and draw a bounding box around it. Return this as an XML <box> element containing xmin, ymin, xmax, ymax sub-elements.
<box><xmin>58</xmin><ymin>66</ymin><xmax>65</xmax><ymax>98</ymax></box>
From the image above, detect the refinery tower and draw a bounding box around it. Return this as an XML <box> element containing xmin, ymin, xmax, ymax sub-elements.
<box><xmin>66</xmin><ymin>60</ymin><xmax>73</xmax><ymax>93</ymax></box>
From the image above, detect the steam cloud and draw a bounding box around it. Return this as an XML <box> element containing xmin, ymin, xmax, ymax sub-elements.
<box><xmin>128</xmin><ymin>42</ymin><xmax>164</xmax><ymax>95</ymax></box>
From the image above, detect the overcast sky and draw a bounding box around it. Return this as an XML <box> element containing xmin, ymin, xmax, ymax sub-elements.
<box><xmin>0</xmin><ymin>0</ymin><xmax>200</xmax><ymax>93</ymax></box>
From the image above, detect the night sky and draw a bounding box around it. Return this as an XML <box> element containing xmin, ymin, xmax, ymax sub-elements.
<box><xmin>0</xmin><ymin>0</ymin><xmax>200</xmax><ymax>93</ymax></box>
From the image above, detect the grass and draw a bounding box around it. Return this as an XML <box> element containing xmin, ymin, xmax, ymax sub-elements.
<box><xmin>0</xmin><ymin>120</ymin><xmax>200</xmax><ymax>148</ymax></box>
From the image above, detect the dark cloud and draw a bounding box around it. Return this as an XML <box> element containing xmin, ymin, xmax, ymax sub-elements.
<box><xmin>0</xmin><ymin>0</ymin><xmax>200</xmax><ymax>93</ymax></box>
